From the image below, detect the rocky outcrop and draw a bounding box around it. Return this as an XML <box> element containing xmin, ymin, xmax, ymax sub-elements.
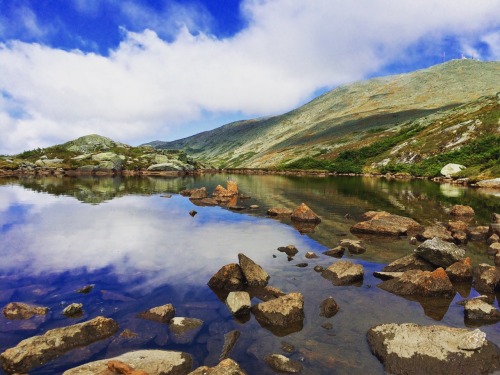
<box><xmin>350</xmin><ymin>211</ymin><xmax>422</xmax><ymax>236</ymax></box>
<box><xmin>226</xmin><ymin>291</ymin><xmax>251</xmax><ymax>316</ymax></box>
<box><xmin>1</xmin><ymin>316</ymin><xmax>119</xmax><ymax>374</ymax></box>
<box><xmin>378</xmin><ymin>268</ymin><xmax>455</xmax><ymax>297</ymax></box>
<box><xmin>367</xmin><ymin>323</ymin><xmax>500</xmax><ymax>375</ymax></box>
<box><xmin>3</xmin><ymin>302</ymin><xmax>49</xmax><ymax>319</ymax></box>
<box><xmin>265</xmin><ymin>354</ymin><xmax>303</xmax><ymax>373</ymax></box>
<box><xmin>208</xmin><ymin>263</ymin><xmax>245</xmax><ymax>291</ymax></box>
<box><xmin>290</xmin><ymin>203</ymin><xmax>321</xmax><ymax>223</ymax></box>
<box><xmin>322</xmin><ymin>261</ymin><xmax>364</xmax><ymax>285</ymax></box>
<box><xmin>138</xmin><ymin>304</ymin><xmax>176</xmax><ymax>323</ymax></box>
<box><xmin>189</xmin><ymin>358</ymin><xmax>246</xmax><ymax>375</ymax></box>
<box><xmin>64</xmin><ymin>350</ymin><xmax>193</xmax><ymax>375</ymax></box>
<box><xmin>252</xmin><ymin>293</ymin><xmax>304</xmax><ymax>335</ymax></box>
<box><xmin>238</xmin><ymin>253</ymin><xmax>270</xmax><ymax>287</ymax></box>
<box><xmin>382</xmin><ymin>254</ymin><xmax>435</xmax><ymax>273</ymax></box>
<box><xmin>414</xmin><ymin>237</ymin><xmax>465</xmax><ymax>267</ymax></box>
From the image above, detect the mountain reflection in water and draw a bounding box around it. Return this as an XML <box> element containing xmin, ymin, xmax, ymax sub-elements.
<box><xmin>0</xmin><ymin>175</ymin><xmax>500</xmax><ymax>374</ymax></box>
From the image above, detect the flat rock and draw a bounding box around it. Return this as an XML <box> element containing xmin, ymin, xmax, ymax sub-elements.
<box><xmin>3</xmin><ymin>302</ymin><xmax>49</xmax><ymax>320</ymax></box>
<box><xmin>322</xmin><ymin>260</ymin><xmax>364</xmax><ymax>285</ymax></box>
<box><xmin>238</xmin><ymin>253</ymin><xmax>270</xmax><ymax>287</ymax></box>
<box><xmin>189</xmin><ymin>358</ymin><xmax>247</xmax><ymax>375</ymax></box>
<box><xmin>414</xmin><ymin>237</ymin><xmax>465</xmax><ymax>267</ymax></box>
<box><xmin>367</xmin><ymin>323</ymin><xmax>500</xmax><ymax>375</ymax></box>
<box><xmin>323</xmin><ymin>246</ymin><xmax>345</xmax><ymax>258</ymax></box>
<box><xmin>265</xmin><ymin>354</ymin><xmax>303</xmax><ymax>373</ymax></box>
<box><xmin>418</xmin><ymin>224</ymin><xmax>453</xmax><ymax>242</ymax></box>
<box><xmin>450</xmin><ymin>205</ymin><xmax>475</xmax><ymax>217</ymax></box>
<box><xmin>446</xmin><ymin>257</ymin><xmax>473</xmax><ymax>282</ymax></box>
<box><xmin>267</xmin><ymin>207</ymin><xmax>292</xmax><ymax>216</ymax></box>
<box><xmin>290</xmin><ymin>203</ymin><xmax>321</xmax><ymax>223</ymax></box>
<box><xmin>208</xmin><ymin>263</ymin><xmax>245</xmax><ymax>291</ymax></box>
<box><xmin>252</xmin><ymin>292</ymin><xmax>304</xmax><ymax>334</ymax></box>
<box><xmin>350</xmin><ymin>211</ymin><xmax>422</xmax><ymax>236</ymax></box>
<box><xmin>339</xmin><ymin>239</ymin><xmax>366</xmax><ymax>254</ymax></box>
<box><xmin>476</xmin><ymin>178</ymin><xmax>500</xmax><ymax>189</ymax></box>
<box><xmin>226</xmin><ymin>291</ymin><xmax>251</xmax><ymax>316</ymax></box>
<box><xmin>1</xmin><ymin>316</ymin><xmax>119</xmax><ymax>374</ymax></box>
<box><xmin>382</xmin><ymin>254</ymin><xmax>435</xmax><ymax>272</ymax></box>
<box><xmin>378</xmin><ymin>268</ymin><xmax>455</xmax><ymax>297</ymax></box>
<box><xmin>464</xmin><ymin>299</ymin><xmax>500</xmax><ymax>323</ymax></box>
<box><xmin>64</xmin><ymin>350</ymin><xmax>193</xmax><ymax>375</ymax></box>
<box><xmin>138</xmin><ymin>304</ymin><xmax>175</xmax><ymax>323</ymax></box>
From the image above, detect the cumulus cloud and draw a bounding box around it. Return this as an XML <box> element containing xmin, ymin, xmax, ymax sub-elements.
<box><xmin>0</xmin><ymin>0</ymin><xmax>499</xmax><ymax>154</ymax></box>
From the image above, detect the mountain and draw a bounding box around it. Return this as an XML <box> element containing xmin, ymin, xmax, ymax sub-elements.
<box><xmin>149</xmin><ymin>59</ymin><xmax>500</xmax><ymax>177</ymax></box>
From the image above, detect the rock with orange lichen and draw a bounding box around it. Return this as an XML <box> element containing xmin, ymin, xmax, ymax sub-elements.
<box><xmin>446</xmin><ymin>257</ymin><xmax>473</xmax><ymax>282</ymax></box>
<box><xmin>378</xmin><ymin>268</ymin><xmax>455</xmax><ymax>297</ymax></box>
<box><xmin>414</xmin><ymin>237</ymin><xmax>465</xmax><ymax>267</ymax></box>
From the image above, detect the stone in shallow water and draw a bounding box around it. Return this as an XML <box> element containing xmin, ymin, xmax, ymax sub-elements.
<box><xmin>137</xmin><ymin>303</ymin><xmax>175</xmax><ymax>323</ymax></box>
<box><xmin>265</xmin><ymin>354</ymin><xmax>303</xmax><ymax>373</ymax></box>
<box><xmin>207</xmin><ymin>263</ymin><xmax>245</xmax><ymax>291</ymax></box>
<box><xmin>62</xmin><ymin>303</ymin><xmax>83</xmax><ymax>317</ymax></box>
<box><xmin>321</xmin><ymin>260</ymin><xmax>364</xmax><ymax>286</ymax></box>
<box><xmin>3</xmin><ymin>302</ymin><xmax>49</xmax><ymax>320</ymax></box>
<box><xmin>226</xmin><ymin>291</ymin><xmax>251</xmax><ymax>316</ymax></box>
<box><xmin>414</xmin><ymin>237</ymin><xmax>465</xmax><ymax>267</ymax></box>
<box><xmin>238</xmin><ymin>253</ymin><xmax>270</xmax><ymax>287</ymax></box>
<box><xmin>252</xmin><ymin>293</ymin><xmax>304</xmax><ymax>336</ymax></box>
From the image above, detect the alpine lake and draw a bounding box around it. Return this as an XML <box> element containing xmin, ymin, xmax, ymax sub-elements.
<box><xmin>1</xmin><ymin>173</ymin><xmax>500</xmax><ymax>374</ymax></box>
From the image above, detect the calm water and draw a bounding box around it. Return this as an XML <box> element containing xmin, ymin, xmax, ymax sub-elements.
<box><xmin>1</xmin><ymin>174</ymin><xmax>500</xmax><ymax>374</ymax></box>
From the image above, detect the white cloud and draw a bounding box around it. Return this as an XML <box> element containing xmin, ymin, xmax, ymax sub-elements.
<box><xmin>0</xmin><ymin>0</ymin><xmax>499</xmax><ymax>154</ymax></box>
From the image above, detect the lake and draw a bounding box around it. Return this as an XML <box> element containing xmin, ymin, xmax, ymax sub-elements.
<box><xmin>1</xmin><ymin>174</ymin><xmax>500</xmax><ymax>374</ymax></box>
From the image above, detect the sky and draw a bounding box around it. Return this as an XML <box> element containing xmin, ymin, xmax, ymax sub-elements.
<box><xmin>0</xmin><ymin>0</ymin><xmax>499</xmax><ymax>155</ymax></box>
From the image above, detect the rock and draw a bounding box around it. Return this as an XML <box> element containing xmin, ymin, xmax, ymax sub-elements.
<box><xmin>208</xmin><ymin>263</ymin><xmax>245</xmax><ymax>291</ymax></box>
<box><xmin>450</xmin><ymin>205</ymin><xmax>475</xmax><ymax>217</ymax></box>
<box><xmin>313</xmin><ymin>265</ymin><xmax>324</xmax><ymax>272</ymax></box>
<box><xmin>295</xmin><ymin>262</ymin><xmax>308</xmax><ymax>268</ymax></box>
<box><xmin>147</xmin><ymin>162</ymin><xmax>185</xmax><ymax>171</ymax></box>
<box><xmin>249</xmin><ymin>205</ymin><xmax>259</xmax><ymax>209</ymax></box>
<box><xmin>188</xmin><ymin>187</ymin><xmax>208</xmax><ymax>199</ymax></box>
<box><xmin>265</xmin><ymin>354</ymin><xmax>303</xmax><ymax>373</ymax></box>
<box><xmin>195</xmin><ymin>198</ymin><xmax>219</xmax><ymax>206</ymax></box>
<box><xmin>76</xmin><ymin>285</ymin><xmax>94</xmax><ymax>294</ymax></box>
<box><xmin>169</xmin><ymin>317</ymin><xmax>203</xmax><ymax>344</ymax></box>
<box><xmin>238</xmin><ymin>253</ymin><xmax>270</xmax><ymax>287</ymax></box>
<box><xmin>305</xmin><ymin>251</ymin><xmax>318</xmax><ymax>259</ymax></box>
<box><xmin>495</xmin><ymin>253</ymin><xmax>500</xmax><ymax>267</ymax></box>
<box><xmin>493</xmin><ymin>213</ymin><xmax>500</xmax><ymax>223</ymax></box>
<box><xmin>3</xmin><ymin>302</ymin><xmax>49</xmax><ymax>320</ymax></box>
<box><xmin>247</xmin><ymin>285</ymin><xmax>286</xmax><ymax>302</ymax></box>
<box><xmin>267</xmin><ymin>207</ymin><xmax>292</xmax><ymax>216</ymax></box>
<box><xmin>464</xmin><ymin>299</ymin><xmax>500</xmax><ymax>323</ymax></box>
<box><xmin>278</xmin><ymin>245</ymin><xmax>299</xmax><ymax>257</ymax></box>
<box><xmin>456</xmin><ymin>295</ymin><xmax>492</xmax><ymax>306</ymax></box>
<box><xmin>458</xmin><ymin>329</ymin><xmax>487</xmax><ymax>351</ymax></box>
<box><xmin>339</xmin><ymin>239</ymin><xmax>366</xmax><ymax>254</ymax></box>
<box><xmin>474</xmin><ymin>265</ymin><xmax>500</xmax><ymax>294</ymax></box>
<box><xmin>62</xmin><ymin>303</ymin><xmax>83</xmax><ymax>317</ymax></box>
<box><xmin>138</xmin><ymin>304</ymin><xmax>175</xmax><ymax>323</ymax></box>
<box><xmin>323</xmin><ymin>246</ymin><xmax>345</xmax><ymax>258</ymax></box>
<box><xmin>466</xmin><ymin>226</ymin><xmax>490</xmax><ymax>241</ymax></box>
<box><xmin>320</xmin><ymin>297</ymin><xmax>339</xmax><ymax>318</ymax></box>
<box><xmin>447</xmin><ymin>220</ymin><xmax>468</xmax><ymax>233</ymax></box>
<box><xmin>350</xmin><ymin>211</ymin><xmax>422</xmax><ymax>236</ymax></box>
<box><xmin>1</xmin><ymin>316</ymin><xmax>118</xmax><ymax>374</ymax></box>
<box><xmin>487</xmin><ymin>233</ymin><xmax>500</xmax><ymax>245</ymax></box>
<box><xmin>373</xmin><ymin>271</ymin><xmax>404</xmax><ymax>280</ymax></box>
<box><xmin>189</xmin><ymin>210</ymin><xmax>197</xmax><ymax>217</ymax></box>
<box><xmin>382</xmin><ymin>254</ymin><xmax>435</xmax><ymax>272</ymax></box>
<box><xmin>189</xmin><ymin>358</ymin><xmax>246</xmax><ymax>375</ymax></box>
<box><xmin>367</xmin><ymin>323</ymin><xmax>500</xmax><ymax>375</ymax></box>
<box><xmin>418</xmin><ymin>224</ymin><xmax>453</xmax><ymax>242</ymax></box>
<box><xmin>414</xmin><ymin>237</ymin><xmax>465</xmax><ymax>267</ymax></box>
<box><xmin>213</xmin><ymin>184</ymin><xmax>235</xmax><ymax>197</ymax></box>
<box><xmin>104</xmin><ymin>359</ymin><xmax>148</xmax><ymax>375</ymax></box>
<box><xmin>441</xmin><ymin>163</ymin><xmax>466</xmax><ymax>177</ymax></box>
<box><xmin>290</xmin><ymin>203</ymin><xmax>321</xmax><ymax>223</ymax></box>
<box><xmin>453</xmin><ymin>230</ymin><xmax>468</xmax><ymax>244</ymax></box>
<box><xmin>219</xmin><ymin>330</ymin><xmax>241</xmax><ymax>361</ymax></box>
<box><xmin>446</xmin><ymin>257</ymin><xmax>473</xmax><ymax>282</ymax></box>
<box><xmin>252</xmin><ymin>293</ymin><xmax>304</xmax><ymax>334</ymax></box>
<box><xmin>490</xmin><ymin>223</ymin><xmax>500</xmax><ymax>237</ymax></box>
<box><xmin>322</xmin><ymin>260</ymin><xmax>364</xmax><ymax>285</ymax></box>
<box><xmin>65</xmin><ymin>350</ymin><xmax>193</xmax><ymax>375</ymax></box>
<box><xmin>490</xmin><ymin>242</ymin><xmax>500</xmax><ymax>255</ymax></box>
<box><xmin>227</xmin><ymin>180</ymin><xmax>238</xmax><ymax>195</ymax></box>
<box><xmin>476</xmin><ymin>178</ymin><xmax>500</xmax><ymax>189</ymax></box>
<box><xmin>226</xmin><ymin>292</ymin><xmax>251</xmax><ymax>316</ymax></box>
<box><xmin>378</xmin><ymin>268</ymin><xmax>455</xmax><ymax>297</ymax></box>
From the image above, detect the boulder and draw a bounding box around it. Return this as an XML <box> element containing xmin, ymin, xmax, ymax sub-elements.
<box><xmin>350</xmin><ymin>211</ymin><xmax>422</xmax><ymax>236</ymax></box>
<box><xmin>440</xmin><ymin>163</ymin><xmax>466</xmax><ymax>177</ymax></box>
<box><xmin>418</xmin><ymin>224</ymin><xmax>453</xmax><ymax>242</ymax></box>
<box><xmin>487</xmin><ymin>233</ymin><xmax>500</xmax><ymax>245</ymax></box>
<box><xmin>62</xmin><ymin>303</ymin><xmax>83</xmax><ymax>317</ymax></box>
<box><xmin>382</xmin><ymin>254</ymin><xmax>435</xmax><ymax>273</ymax></box>
<box><xmin>446</xmin><ymin>257</ymin><xmax>473</xmax><ymax>282</ymax></box>
<box><xmin>252</xmin><ymin>293</ymin><xmax>304</xmax><ymax>334</ymax></box>
<box><xmin>464</xmin><ymin>299</ymin><xmax>500</xmax><ymax>323</ymax></box>
<box><xmin>367</xmin><ymin>323</ymin><xmax>500</xmax><ymax>375</ymax></box>
<box><xmin>1</xmin><ymin>316</ymin><xmax>119</xmax><ymax>374</ymax></box>
<box><xmin>189</xmin><ymin>358</ymin><xmax>246</xmax><ymax>375</ymax></box>
<box><xmin>207</xmin><ymin>263</ymin><xmax>245</xmax><ymax>291</ymax></box>
<box><xmin>378</xmin><ymin>268</ymin><xmax>455</xmax><ymax>297</ymax></box>
<box><xmin>226</xmin><ymin>291</ymin><xmax>251</xmax><ymax>316</ymax></box>
<box><xmin>450</xmin><ymin>205</ymin><xmax>475</xmax><ymax>217</ymax></box>
<box><xmin>320</xmin><ymin>296</ymin><xmax>339</xmax><ymax>318</ymax></box>
<box><xmin>265</xmin><ymin>354</ymin><xmax>303</xmax><ymax>373</ymax></box>
<box><xmin>3</xmin><ymin>302</ymin><xmax>49</xmax><ymax>320</ymax></box>
<box><xmin>290</xmin><ymin>203</ymin><xmax>321</xmax><ymax>223</ymax></box>
<box><xmin>476</xmin><ymin>178</ymin><xmax>500</xmax><ymax>189</ymax></box>
<box><xmin>322</xmin><ymin>260</ymin><xmax>364</xmax><ymax>285</ymax></box>
<box><xmin>339</xmin><ymin>239</ymin><xmax>366</xmax><ymax>254</ymax></box>
<box><xmin>323</xmin><ymin>246</ymin><xmax>345</xmax><ymax>258</ymax></box>
<box><xmin>169</xmin><ymin>317</ymin><xmax>203</xmax><ymax>344</ymax></box>
<box><xmin>414</xmin><ymin>237</ymin><xmax>465</xmax><ymax>267</ymax></box>
<box><xmin>189</xmin><ymin>187</ymin><xmax>208</xmax><ymax>199</ymax></box>
<box><xmin>64</xmin><ymin>350</ymin><xmax>193</xmax><ymax>375</ymax></box>
<box><xmin>238</xmin><ymin>253</ymin><xmax>270</xmax><ymax>287</ymax></box>
<box><xmin>474</xmin><ymin>265</ymin><xmax>500</xmax><ymax>294</ymax></box>
<box><xmin>138</xmin><ymin>304</ymin><xmax>175</xmax><ymax>323</ymax></box>
<box><xmin>466</xmin><ymin>226</ymin><xmax>490</xmax><ymax>241</ymax></box>
<box><xmin>277</xmin><ymin>245</ymin><xmax>299</xmax><ymax>257</ymax></box>
<box><xmin>267</xmin><ymin>207</ymin><xmax>293</xmax><ymax>216</ymax></box>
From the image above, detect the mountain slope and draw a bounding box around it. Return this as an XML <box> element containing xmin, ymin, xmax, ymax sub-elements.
<box><xmin>151</xmin><ymin>59</ymin><xmax>500</xmax><ymax>169</ymax></box>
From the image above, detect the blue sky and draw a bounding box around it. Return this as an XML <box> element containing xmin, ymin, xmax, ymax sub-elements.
<box><xmin>0</xmin><ymin>0</ymin><xmax>499</xmax><ymax>154</ymax></box>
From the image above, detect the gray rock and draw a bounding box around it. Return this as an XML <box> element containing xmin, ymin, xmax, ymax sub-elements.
<box><xmin>169</xmin><ymin>317</ymin><xmax>203</xmax><ymax>344</ymax></box>
<box><xmin>367</xmin><ymin>323</ymin><xmax>500</xmax><ymax>375</ymax></box>
<box><xmin>382</xmin><ymin>253</ymin><xmax>435</xmax><ymax>272</ymax></box>
<box><xmin>3</xmin><ymin>302</ymin><xmax>49</xmax><ymax>320</ymax></box>
<box><xmin>414</xmin><ymin>237</ymin><xmax>465</xmax><ymax>267</ymax></box>
<box><xmin>458</xmin><ymin>329</ymin><xmax>487</xmax><ymax>351</ymax></box>
<box><xmin>322</xmin><ymin>260</ymin><xmax>364</xmax><ymax>285</ymax></box>
<box><xmin>64</xmin><ymin>350</ymin><xmax>193</xmax><ymax>375</ymax></box>
<box><xmin>1</xmin><ymin>316</ymin><xmax>119</xmax><ymax>374</ymax></box>
<box><xmin>252</xmin><ymin>293</ymin><xmax>304</xmax><ymax>335</ymax></box>
<box><xmin>62</xmin><ymin>303</ymin><xmax>83</xmax><ymax>317</ymax></box>
<box><xmin>441</xmin><ymin>163</ymin><xmax>466</xmax><ymax>177</ymax></box>
<box><xmin>226</xmin><ymin>291</ymin><xmax>251</xmax><ymax>316</ymax></box>
<box><xmin>464</xmin><ymin>299</ymin><xmax>500</xmax><ymax>323</ymax></box>
<box><xmin>265</xmin><ymin>354</ymin><xmax>303</xmax><ymax>373</ymax></box>
<box><xmin>238</xmin><ymin>253</ymin><xmax>270</xmax><ymax>287</ymax></box>
<box><xmin>138</xmin><ymin>304</ymin><xmax>176</xmax><ymax>323</ymax></box>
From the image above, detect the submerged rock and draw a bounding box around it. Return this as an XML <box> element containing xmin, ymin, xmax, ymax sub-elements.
<box><xmin>238</xmin><ymin>253</ymin><xmax>270</xmax><ymax>287</ymax></box>
<box><xmin>1</xmin><ymin>316</ymin><xmax>118</xmax><ymax>374</ymax></box>
<box><xmin>62</xmin><ymin>303</ymin><xmax>83</xmax><ymax>317</ymax></box>
<box><xmin>290</xmin><ymin>203</ymin><xmax>321</xmax><ymax>223</ymax></box>
<box><xmin>414</xmin><ymin>237</ymin><xmax>465</xmax><ymax>267</ymax></box>
<box><xmin>322</xmin><ymin>260</ymin><xmax>364</xmax><ymax>286</ymax></box>
<box><xmin>350</xmin><ymin>211</ymin><xmax>422</xmax><ymax>236</ymax></box>
<box><xmin>265</xmin><ymin>354</ymin><xmax>303</xmax><ymax>373</ymax></box>
<box><xmin>320</xmin><ymin>296</ymin><xmax>339</xmax><ymax>318</ymax></box>
<box><xmin>138</xmin><ymin>304</ymin><xmax>175</xmax><ymax>323</ymax></box>
<box><xmin>219</xmin><ymin>330</ymin><xmax>241</xmax><ymax>361</ymax></box>
<box><xmin>367</xmin><ymin>323</ymin><xmax>500</xmax><ymax>375</ymax></box>
<box><xmin>169</xmin><ymin>317</ymin><xmax>203</xmax><ymax>344</ymax></box>
<box><xmin>3</xmin><ymin>302</ymin><xmax>49</xmax><ymax>320</ymax></box>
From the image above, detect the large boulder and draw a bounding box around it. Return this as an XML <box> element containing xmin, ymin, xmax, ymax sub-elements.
<box><xmin>64</xmin><ymin>350</ymin><xmax>193</xmax><ymax>375</ymax></box>
<box><xmin>189</xmin><ymin>358</ymin><xmax>246</xmax><ymax>375</ymax></box>
<box><xmin>238</xmin><ymin>253</ymin><xmax>270</xmax><ymax>287</ymax></box>
<box><xmin>1</xmin><ymin>316</ymin><xmax>119</xmax><ymax>374</ymax></box>
<box><xmin>207</xmin><ymin>263</ymin><xmax>245</xmax><ymax>291</ymax></box>
<box><xmin>3</xmin><ymin>302</ymin><xmax>49</xmax><ymax>320</ymax></box>
<box><xmin>350</xmin><ymin>211</ymin><xmax>422</xmax><ymax>236</ymax></box>
<box><xmin>382</xmin><ymin>254</ymin><xmax>435</xmax><ymax>273</ymax></box>
<box><xmin>414</xmin><ymin>237</ymin><xmax>465</xmax><ymax>267</ymax></box>
<box><xmin>138</xmin><ymin>304</ymin><xmax>175</xmax><ymax>323</ymax></box>
<box><xmin>441</xmin><ymin>163</ymin><xmax>466</xmax><ymax>177</ymax></box>
<box><xmin>252</xmin><ymin>293</ymin><xmax>304</xmax><ymax>335</ymax></box>
<box><xmin>322</xmin><ymin>260</ymin><xmax>364</xmax><ymax>286</ymax></box>
<box><xmin>290</xmin><ymin>203</ymin><xmax>321</xmax><ymax>223</ymax></box>
<box><xmin>378</xmin><ymin>268</ymin><xmax>455</xmax><ymax>297</ymax></box>
<box><xmin>367</xmin><ymin>323</ymin><xmax>500</xmax><ymax>375</ymax></box>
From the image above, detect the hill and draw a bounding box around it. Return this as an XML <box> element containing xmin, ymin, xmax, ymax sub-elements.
<box><xmin>149</xmin><ymin>59</ymin><xmax>500</xmax><ymax>178</ymax></box>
